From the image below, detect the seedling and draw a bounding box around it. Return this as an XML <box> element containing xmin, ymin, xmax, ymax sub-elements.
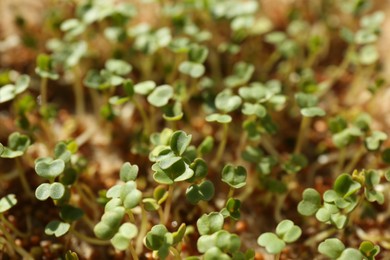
<box><xmin>257</xmin><ymin>219</ymin><xmax>302</xmax><ymax>257</ymax></box>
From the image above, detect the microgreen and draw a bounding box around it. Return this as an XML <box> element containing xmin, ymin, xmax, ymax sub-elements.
<box><xmin>257</xmin><ymin>219</ymin><xmax>302</xmax><ymax>255</ymax></box>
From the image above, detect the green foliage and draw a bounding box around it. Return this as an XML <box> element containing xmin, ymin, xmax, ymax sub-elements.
<box><xmin>257</xmin><ymin>219</ymin><xmax>302</xmax><ymax>255</ymax></box>
<box><xmin>0</xmin><ymin>74</ymin><xmax>30</xmax><ymax>103</ymax></box>
<box><xmin>221</xmin><ymin>164</ymin><xmax>247</xmax><ymax>189</ymax></box>
<box><xmin>0</xmin><ymin>194</ymin><xmax>17</xmax><ymax>213</ymax></box>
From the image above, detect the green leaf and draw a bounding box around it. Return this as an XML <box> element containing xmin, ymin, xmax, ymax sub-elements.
<box><xmin>35</xmin><ymin>182</ymin><xmax>66</xmax><ymax>201</ymax></box>
<box><xmin>318</xmin><ymin>238</ymin><xmax>345</xmax><ymax>259</ymax></box>
<box><xmin>257</xmin><ymin>233</ymin><xmax>286</xmax><ymax>255</ymax></box>
<box><xmin>242</xmin><ymin>103</ymin><xmax>267</xmax><ymax>118</ymax></box>
<box><xmin>134</xmin><ymin>81</ymin><xmax>156</xmax><ymax>95</ymax></box>
<box><xmin>301</xmin><ymin>107</ymin><xmax>325</xmax><ymax>117</ymax></box>
<box><xmin>359</xmin><ymin>241</ymin><xmax>380</xmax><ymax>259</ymax></box>
<box><xmin>120</xmin><ymin>162</ymin><xmax>139</xmax><ymax>182</ymax></box>
<box><xmin>282</xmin><ymin>154</ymin><xmax>308</xmax><ymax>174</ymax></box>
<box><xmin>60</xmin><ymin>205</ymin><xmax>84</xmax><ymax>222</ymax></box>
<box><xmin>215</xmin><ymin>90</ymin><xmax>242</xmax><ymax>113</ymax></box>
<box><xmin>205</xmin><ymin>113</ymin><xmax>232</xmax><ymax>124</ymax></box>
<box><xmin>225</xmin><ymin>198</ymin><xmax>241</xmax><ymax>220</ymax></box>
<box><xmin>147</xmin><ymin>85</ymin><xmax>174</xmax><ymax>107</ymax></box>
<box><xmin>188</xmin><ymin>158</ymin><xmax>208</xmax><ymax>182</ymax></box>
<box><xmin>172</xmin><ymin>223</ymin><xmax>186</xmax><ymax>245</ymax></box>
<box><xmin>224</xmin><ymin>62</ymin><xmax>255</xmax><ymax>88</ymax></box>
<box><xmin>105</xmin><ymin>59</ymin><xmax>132</xmax><ymax>75</ymax></box>
<box><xmin>145</xmin><ymin>224</ymin><xmax>169</xmax><ymax>250</ymax></box>
<box><xmin>359</xmin><ymin>44</ymin><xmax>379</xmax><ymax>65</ymax></box>
<box><xmin>142</xmin><ymin>198</ymin><xmax>160</xmax><ymax>211</ymax></box>
<box><xmin>94</xmin><ymin>207</ymin><xmax>125</xmax><ymax>240</ymax></box>
<box><xmin>45</xmin><ymin>220</ymin><xmax>70</xmax><ymax>237</ymax></box>
<box><xmin>35</xmin><ymin>158</ymin><xmax>65</xmax><ymax>180</ymax></box>
<box><xmin>333</xmin><ymin>174</ymin><xmax>361</xmax><ymax>198</ymax></box>
<box><xmin>338</xmin><ymin>248</ymin><xmax>364</xmax><ymax>260</ymax></box>
<box><xmin>188</xmin><ymin>44</ymin><xmax>208</xmax><ymax>63</ymax></box>
<box><xmin>275</xmin><ymin>220</ymin><xmax>301</xmax><ymax>243</ymax></box>
<box><xmin>0</xmin><ymin>194</ymin><xmax>17</xmax><ymax>213</ymax></box>
<box><xmin>197</xmin><ymin>212</ymin><xmax>224</xmax><ymax>236</ymax></box>
<box><xmin>382</xmin><ymin>148</ymin><xmax>390</xmax><ymax>164</ymax></box>
<box><xmin>111</xmin><ymin>223</ymin><xmax>138</xmax><ymax>250</ymax></box>
<box><xmin>203</xmin><ymin>247</ymin><xmax>230</xmax><ymax>260</ymax></box>
<box><xmin>186</xmin><ymin>180</ymin><xmax>215</xmax><ymax>204</ymax></box>
<box><xmin>170</xmin><ymin>131</ymin><xmax>192</xmax><ymax>156</ymax></box>
<box><xmin>365</xmin><ymin>131</ymin><xmax>387</xmax><ymax>151</ymax></box>
<box><xmin>179</xmin><ymin>61</ymin><xmax>205</xmax><ymax>78</ymax></box>
<box><xmin>221</xmin><ymin>164</ymin><xmax>247</xmax><ymax>189</ymax></box>
<box><xmin>54</xmin><ymin>142</ymin><xmax>72</xmax><ymax>162</ymax></box>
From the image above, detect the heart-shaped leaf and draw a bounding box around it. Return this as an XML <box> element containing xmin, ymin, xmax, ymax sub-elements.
<box><xmin>147</xmin><ymin>85</ymin><xmax>173</xmax><ymax>107</ymax></box>
<box><xmin>45</xmin><ymin>220</ymin><xmax>70</xmax><ymax>237</ymax></box>
<box><xmin>35</xmin><ymin>182</ymin><xmax>66</xmax><ymax>201</ymax></box>
<box><xmin>186</xmin><ymin>180</ymin><xmax>215</xmax><ymax>204</ymax></box>
<box><xmin>35</xmin><ymin>158</ymin><xmax>65</xmax><ymax>180</ymax></box>
<box><xmin>111</xmin><ymin>223</ymin><xmax>138</xmax><ymax>250</ymax></box>
<box><xmin>120</xmin><ymin>162</ymin><xmax>139</xmax><ymax>182</ymax></box>
<box><xmin>215</xmin><ymin>90</ymin><xmax>242</xmax><ymax>113</ymax></box>
<box><xmin>318</xmin><ymin>238</ymin><xmax>345</xmax><ymax>259</ymax></box>
<box><xmin>297</xmin><ymin>188</ymin><xmax>321</xmax><ymax>216</ymax></box>
<box><xmin>179</xmin><ymin>61</ymin><xmax>205</xmax><ymax>78</ymax></box>
<box><xmin>170</xmin><ymin>130</ymin><xmax>192</xmax><ymax>156</ymax></box>
<box><xmin>205</xmin><ymin>113</ymin><xmax>232</xmax><ymax>124</ymax></box>
<box><xmin>257</xmin><ymin>233</ymin><xmax>286</xmax><ymax>255</ymax></box>
<box><xmin>221</xmin><ymin>164</ymin><xmax>247</xmax><ymax>189</ymax></box>
<box><xmin>134</xmin><ymin>80</ymin><xmax>156</xmax><ymax>95</ymax></box>
<box><xmin>197</xmin><ymin>212</ymin><xmax>224</xmax><ymax>236</ymax></box>
<box><xmin>333</xmin><ymin>174</ymin><xmax>361</xmax><ymax>198</ymax></box>
<box><xmin>301</xmin><ymin>107</ymin><xmax>325</xmax><ymax>117</ymax></box>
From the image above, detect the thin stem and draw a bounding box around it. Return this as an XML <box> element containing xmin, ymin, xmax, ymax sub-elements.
<box><xmin>129</xmin><ymin>242</ymin><xmax>139</xmax><ymax>260</ymax></box>
<box><xmin>335</xmin><ymin>147</ymin><xmax>346</xmax><ymax>176</ymax></box>
<box><xmin>0</xmin><ymin>215</ymin><xmax>28</xmax><ymax>238</ymax></box>
<box><xmin>343</xmin><ymin>146</ymin><xmax>365</xmax><ymax>173</ymax></box>
<box><xmin>215</xmin><ymin>123</ymin><xmax>229</xmax><ymax>167</ymax></box>
<box><xmin>304</xmin><ymin>228</ymin><xmax>337</xmax><ymax>247</ymax></box>
<box><xmin>70</xmin><ymin>229</ymin><xmax>111</xmax><ymax>246</ymax></box>
<box><xmin>227</xmin><ymin>187</ymin><xmax>235</xmax><ymax>201</ymax></box>
<box><xmin>73</xmin><ymin>66</ymin><xmax>85</xmax><ymax>116</ymax></box>
<box><xmin>261</xmin><ymin>135</ymin><xmax>279</xmax><ymax>159</ymax></box>
<box><xmin>15</xmin><ymin>158</ymin><xmax>33</xmax><ymax>198</ymax></box>
<box><xmin>275</xmin><ymin>252</ymin><xmax>281</xmax><ymax>260</ymax></box>
<box><xmin>163</xmin><ymin>184</ymin><xmax>175</xmax><ymax>225</ymax></box>
<box><xmin>0</xmin><ymin>224</ymin><xmax>32</xmax><ymax>259</ymax></box>
<box><xmin>136</xmin><ymin>203</ymin><xmax>149</xmax><ymax>254</ymax></box>
<box><xmin>40</xmin><ymin>77</ymin><xmax>48</xmax><ymax>108</ymax></box>
<box><xmin>170</xmin><ymin>246</ymin><xmax>181</xmax><ymax>260</ymax></box>
<box><xmin>294</xmin><ymin>116</ymin><xmax>311</xmax><ymax>154</ymax></box>
<box><xmin>133</xmin><ymin>97</ymin><xmax>150</xmax><ymax>136</ymax></box>
<box><xmin>127</xmin><ymin>209</ymin><xmax>136</xmax><ymax>223</ymax></box>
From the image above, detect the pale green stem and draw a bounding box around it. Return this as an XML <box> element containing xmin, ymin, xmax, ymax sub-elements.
<box><xmin>136</xmin><ymin>203</ymin><xmax>148</xmax><ymax>254</ymax></box>
<box><xmin>164</xmin><ymin>184</ymin><xmax>175</xmax><ymax>225</ymax></box>
<box><xmin>15</xmin><ymin>158</ymin><xmax>33</xmax><ymax>198</ymax></box>
<box><xmin>129</xmin><ymin>242</ymin><xmax>139</xmax><ymax>260</ymax></box>
<box><xmin>294</xmin><ymin>116</ymin><xmax>311</xmax><ymax>154</ymax></box>
<box><xmin>214</xmin><ymin>123</ymin><xmax>229</xmax><ymax>167</ymax></box>
<box><xmin>0</xmin><ymin>215</ymin><xmax>28</xmax><ymax>238</ymax></box>
<box><xmin>73</xmin><ymin>66</ymin><xmax>85</xmax><ymax>116</ymax></box>
<box><xmin>335</xmin><ymin>147</ymin><xmax>346</xmax><ymax>175</ymax></box>
<box><xmin>133</xmin><ymin>97</ymin><xmax>150</xmax><ymax>136</ymax></box>
<box><xmin>40</xmin><ymin>77</ymin><xmax>48</xmax><ymax>108</ymax></box>
<box><xmin>71</xmin><ymin>229</ymin><xmax>111</xmax><ymax>246</ymax></box>
<box><xmin>261</xmin><ymin>135</ymin><xmax>279</xmax><ymax>159</ymax></box>
<box><xmin>127</xmin><ymin>209</ymin><xmax>136</xmax><ymax>223</ymax></box>
<box><xmin>304</xmin><ymin>228</ymin><xmax>337</xmax><ymax>247</ymax></box>
<box><xmin>343</xmin><ymin>146</ymin><xmax>365</xmax><ymax>173</ymax></box>
<box><xmin>275</xmin><ymin>252</ymin><xmax>281</xmax><ymax>260</ymax></box>
<box><xmin>0</xmin><ymin>223</ymin><xmax>33</xmax><ymax>259</ymax></box>
<box><xmin>170</xmin><ymin>246</ymin><xmax>181</xmax><ymax>260</ymax></box>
